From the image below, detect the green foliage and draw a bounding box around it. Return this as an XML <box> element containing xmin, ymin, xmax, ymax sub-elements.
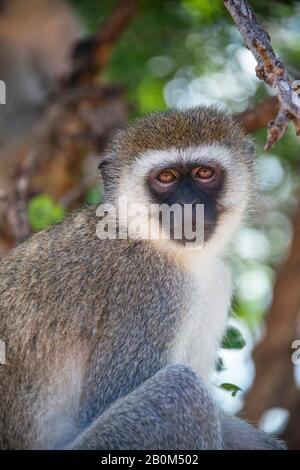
<box><xmin>84</xmin><ymin>185</ymin><xmax>104</xmax><ymax>205</ymax></box>
<box><xmin>220</xmin><ymin>383</ymin><xmax>242</xmax><ymax>397</ymax></box>
<box><xmin>28</xmin><ymin>194</ymin><xmax>65</xmax><ymax>231</ymax></box>
<box><xmin>70</xmin><ymin>0</ymin><xmax>229</xmax><ymax>116</ymax></box>
<box><xmin>69</xmin><ymin>0</ymin><xmax>112</xmax><ymax>32</ymax></box>
<box><xmin>137</xmin><ymin>76</ymin><xmax>166</xmax><ymax>113</ymax></box>
<box><xmin>182</xmin><ymin>0</ymin><xmax>223</xmax><ymax>22</ymax></box>
<box><xmin>69</xmin><ymin>0</ymin><xmax>300</xmax><ymax>118</ymax></box>
<box><xmin>233</xmin><ymin>298</ymin><xmax>266</xmax><ymax>329</ymax></box>
<box><xmin>221</xmin><ymin>326</ymin><xmax>246</xmax><ymax>350</ymax></box>
<box><xmin>251</xmin><ymin>0</ymin><xmax>295</xmax><ymax>18</ymax></box>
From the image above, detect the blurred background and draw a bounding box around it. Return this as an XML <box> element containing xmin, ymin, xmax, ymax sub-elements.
<box><xmin>0</xmin><ymin>0</ymin><xmax>300</xmax><ymax>449</ymax></box>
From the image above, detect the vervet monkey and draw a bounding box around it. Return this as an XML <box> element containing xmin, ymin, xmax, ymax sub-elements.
<box><xmin>0</xmin><ymin>107</ymin><xmax>284</xmax><ymax>449</ymax></box>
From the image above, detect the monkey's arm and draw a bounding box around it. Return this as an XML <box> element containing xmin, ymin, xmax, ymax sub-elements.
<box><xmin>65</xmin><ymin>364</ymin><xmax>223</xmax><ymax>450</ymax></box>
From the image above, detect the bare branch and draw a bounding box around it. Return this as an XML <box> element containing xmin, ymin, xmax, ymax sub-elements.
<box><xmin>224</xmin><ymin>0</ymin><xmax>300</xmax><ymax>149</ymax></box>
<box><xmin>3</xmin><ymin>148</ymin><xmax>40</xmax><ymax>244</ymax></box>
<box><xmin>0</xmin><ymin>188</ymin><xmax>8</xmax><ymax>202</ymax></box>
<box><xmin>63</xmin><ymin>0</ymin><xmax>136</xmax><ymax>87</ymax></box>
<box><xmin>236</xmin><ymin>96</ymin><xmax>279</xmax><ymax>134</ymax></box>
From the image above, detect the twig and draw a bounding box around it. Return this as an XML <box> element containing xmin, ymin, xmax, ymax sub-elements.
<box><xmin>64</xmin><ymin>0</ymin><xmax>136</xmax><ymax>87</ymax></box>
<box><xmin>224</xmin><ymin>0</ymin><xmax>300</xmax><ymax>149</ymax></box>
<box><xmin>4</xmin><ymin>148</ymin><xmax>39</xmax><ymax>244</ymax></box>
<box><xmin>0</xmin><ymin>188</ymin><xmax>8</xmax><ymax>202</ymax></box>
<box><xmin>236</xmin><ymin>96</ymin><xmax>279</xmax><ymax>134</ymax></box>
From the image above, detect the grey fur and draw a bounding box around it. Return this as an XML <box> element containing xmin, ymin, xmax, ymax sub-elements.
<box><xmin>66</xmin><ymin>364</ymin><xmax>223</xmax><ymax>450</ymax></box>
<box><xmin>219</xmin><ymin>411</ymin><xmax>286</xmax><ymax>450</ymax></box>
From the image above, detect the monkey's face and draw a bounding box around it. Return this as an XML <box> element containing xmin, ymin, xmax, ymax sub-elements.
<box><xmin>146</xmin><ymin>160</ymin><xmax>224</xmax><ymax>244</ymax></box>
<box><xmin>124</xmin><ymin>145</ymin><xmax>251</xmax><ymax>251</ymax></box>
<box><xmin>105</xmin><ymin>107</ymin><xmax>254</xmax><ymax>253</ymax></box>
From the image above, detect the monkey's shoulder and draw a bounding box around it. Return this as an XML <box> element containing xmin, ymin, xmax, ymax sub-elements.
<box><xmin>0</xmin><ymin>207</ymin><xmax>182</xmax><ymax>315</ymax></box>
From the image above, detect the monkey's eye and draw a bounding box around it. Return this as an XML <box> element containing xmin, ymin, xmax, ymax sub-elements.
<box><xmin>192</xmin><ymin>166</ymin><xmax>215</xmax><ymax>181</ymax></box>
<box><xmin>156</xmin><ymin>169</ymin><xmax>179</xmax><ymax>184</ymax></box>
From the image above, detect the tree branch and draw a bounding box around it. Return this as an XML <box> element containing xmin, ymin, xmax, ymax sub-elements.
<box><xmin>63</xmin><ymin>0</ymin><xmax>136</xmax><ymax>87</ymax></box>
<box><xmin>224</xmin><ymin>0</ymin><xmax>300</xmax><ymax>149</ymax></box>
<box><xmin>236</xmin><ymin>96</ymin><xmax>279</xmax><ymax>134</ymax></box>
<box><xmin>242</xmin><ymin>195</ymin><xmax>300</xmax><ymax>427</ymax></box>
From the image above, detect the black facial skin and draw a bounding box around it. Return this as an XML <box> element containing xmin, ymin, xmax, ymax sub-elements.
<box><xmin>146</xmin><ymin>162</ymin><xmax>226</xmax><ymax>245</ymax></box>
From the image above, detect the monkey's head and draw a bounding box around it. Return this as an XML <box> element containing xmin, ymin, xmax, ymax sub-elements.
<box><xmin>99</xmin><ymin>106</ymin><xmax>254</xmax><ymax>254</ymax></box>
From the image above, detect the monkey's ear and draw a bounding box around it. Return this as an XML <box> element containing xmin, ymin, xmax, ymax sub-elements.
<box><xmin>98</xmin><ymin>153</ymin><xmax>117</xmax><ymax>170</ymax></box>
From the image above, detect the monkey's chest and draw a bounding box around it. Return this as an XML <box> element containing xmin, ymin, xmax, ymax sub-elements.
<box><xmin>168</xmin><ymin>262</ymin><xmax>231</xmax><ymax>380</ymax></box>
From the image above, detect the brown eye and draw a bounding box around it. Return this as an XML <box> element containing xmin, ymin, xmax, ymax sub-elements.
<box><xmin>193</xmin><ymin>166</ymin><xmax>215</xmax><ymax>181</ymax></box>
<box><xmin>157</xmin><ymin>170</ymin><xmax>179</xmax><ymax>184</ymax></box>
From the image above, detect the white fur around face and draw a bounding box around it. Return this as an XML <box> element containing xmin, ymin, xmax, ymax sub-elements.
<box><xmin>132</xmin><ymin>144</ymin><xmax>234</xmax><ymax>175</ymax></box>
<box><xmin>117</xmin><ymin>144</ymin><xmax>251</xmax><ymax>258</ymax></box>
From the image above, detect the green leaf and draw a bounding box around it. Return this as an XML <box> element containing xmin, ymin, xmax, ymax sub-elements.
<box><xmin>137</xmin><ymin>77</ymin><xmax>166</xmax><ymax>114</ymax></box>
<box><xmin>182</xmin><ymin>0</ymin><xmax>223</xmax><ymax>22</ymax></box>
<box><xmin>28</xmin><ymin>194</ymin><xmax>65</xmax><ymax>231</ymax></box>
<box><xmin>220</xmin><ymin>383</ymin><xmax>242</xmax><ymax>397</ymax></box>
<box><xmin>221</xmin><ymin>326</ymin><xmax>246</xmax><ymax>350</ymax></box>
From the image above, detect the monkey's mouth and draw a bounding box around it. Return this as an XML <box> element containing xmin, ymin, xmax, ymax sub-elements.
<box><xmin>159</xmin><ymin>214</ymin><xmax>216</xmax><ymax>246</ymax></box>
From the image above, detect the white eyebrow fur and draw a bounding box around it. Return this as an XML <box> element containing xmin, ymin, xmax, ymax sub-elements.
<box><xmin>122</xmin><ymin>143</ymin><xmax>250</xmax><ymax>217</ymax></box>
<box><xmin>131</xmin><ymin>144</ymin><xmax>234</xmax><ymax>176</ymax></box>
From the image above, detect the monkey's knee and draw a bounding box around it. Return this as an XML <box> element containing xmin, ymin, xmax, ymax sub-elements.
<box><xmin>147</xmin><ymin>364</ymin><xmax>222</xmax><ymax>449</ymax></box>
<box><xmin>68</xmin><ymin>364</ymin><xmax>222</xmax><ymax>450</ymax></box>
